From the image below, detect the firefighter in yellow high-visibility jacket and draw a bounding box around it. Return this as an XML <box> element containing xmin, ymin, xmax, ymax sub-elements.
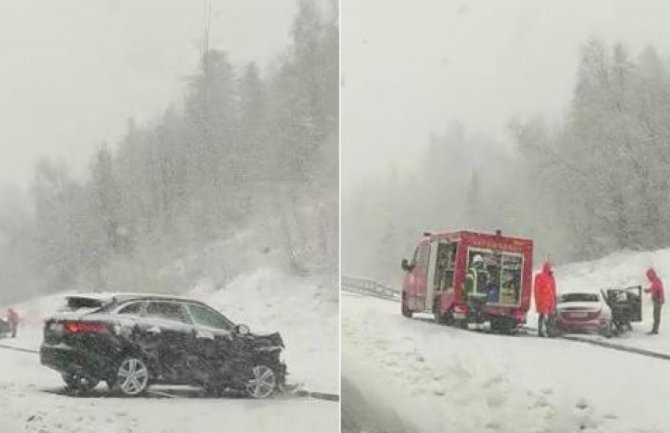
<box><xmin>465</xmin><ymin>255</ymin><xmax>489</xmax><ymax>325</ymax></box>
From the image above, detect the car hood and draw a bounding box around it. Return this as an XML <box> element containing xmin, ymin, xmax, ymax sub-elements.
<box><xmin>249</xmin><ymin>331</ymin><xmax>284</xmax><ymax>349</ymax></box>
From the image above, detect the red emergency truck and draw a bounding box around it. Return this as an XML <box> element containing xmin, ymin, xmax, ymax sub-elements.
<box><xmin>401</xmin><ymin>230</ymin><xmax>533</xmax><ymax>332</ymax></box>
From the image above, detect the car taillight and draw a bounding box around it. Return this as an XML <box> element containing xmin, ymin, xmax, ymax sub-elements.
<box><xmin>63</xmin><ymin>321</ymin><xmax>110</xmax><ymax>334</ymax></box>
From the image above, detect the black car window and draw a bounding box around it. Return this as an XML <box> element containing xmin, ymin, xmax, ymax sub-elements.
<box><xmin>117</xmin><ymin>302</ymin><xmax>144</xmax><ymax>316</ymax></box>
<box><xmin>188</xmin><ymin>304</ymin><xmax>233</xmax><ymax>330</ymax></box>
<box><xmin>59</xmin><ymin>297</ymin><xmax>105</xmax><ymax>312</ymax></box>
<box><xmin>145</xmin><ymin>302</ymin><xmax>191</xmax><ymax>324</ymax></box>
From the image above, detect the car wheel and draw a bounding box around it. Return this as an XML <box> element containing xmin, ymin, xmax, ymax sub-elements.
<box><xmin>601</xmin><ymin>321</ymin><xmax>614</xmax><ymax>339</ymax></box>
<box><xmin>62</xmin><ymin>373</ymin><xmax>99</xmax><ymax>393</ymax></box>
<box><xmin>246</xmin><ymin>365</ymin><xmax>277</xmax><ymax>399</ymax></box>
<box><xmin>113</xmin><ymin>357</ymin><xmax>150</xmax><ymax>396</ymax></box>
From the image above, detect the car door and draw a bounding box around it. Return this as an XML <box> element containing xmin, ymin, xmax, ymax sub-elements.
<box><xmin>626</xmin><ymin>286</ymin><xmax>643</xmax><ymax>322</ymax></box>
<box><xmin>186</xmin><ymin>303</ymin><xmax>238</xmax><ymax>381</ymax></box>
<box><xmin>141</xmin><ymin>301</ymin><xmax>196</xmax><ymax>382</ymax></box>
<box><xmin>409</xmin><ymin>241</ymin><xmax>430</xmax><ymax>311</ymax></box>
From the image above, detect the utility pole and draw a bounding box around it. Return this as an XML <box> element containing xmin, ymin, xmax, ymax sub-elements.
<box><xmin>202</xmin><ymin>0</ymin><xmax>212</xmax><ymax>72</ymax></box>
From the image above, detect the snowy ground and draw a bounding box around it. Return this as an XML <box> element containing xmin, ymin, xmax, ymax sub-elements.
<box><xmin>342</xmin><ymin>291</ymin><xmax>670</xmax><ymax>433</ymax></box>
<box><xmin>0</xmin><ymin>267</ymin><xmax>338</xmax><ymax>433</ymax></box>
<box><xmin>0</xmin><ymin>344</ymin><xmax>335</xmax><ymax>433</ymax></box>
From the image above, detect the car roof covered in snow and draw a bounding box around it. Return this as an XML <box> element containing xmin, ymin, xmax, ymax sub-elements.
<box><xmin>63</xmin><ymin>292</ymin><xmax>206</xmax><ymax>306</ymax></box>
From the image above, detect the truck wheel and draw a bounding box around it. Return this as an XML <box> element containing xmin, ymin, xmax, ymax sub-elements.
<box><xmin>401</xmin><ymin>295</ymin><xmax>413</xmax><ymax>318</ymax></box>
<box><xmin>490</xmin><ymin>318</ymin><xmax>512</xmax><ymax>334</ymax></box>
<box><xmin>434</xmin><ymin>309</ymin><xmax>453</xmax><ymax>325</ymax></box>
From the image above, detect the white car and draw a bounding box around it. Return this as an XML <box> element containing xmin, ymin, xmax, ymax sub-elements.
<box><xmin>555</xmin><ymin>291</ymin><xmax>613</xmax><ymax>337</ymax></box>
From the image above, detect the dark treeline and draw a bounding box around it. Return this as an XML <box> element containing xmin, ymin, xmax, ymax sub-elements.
<box><xmin>344</xmin><ymin>38</ymin><xmax>670</xmax><ymax>283</ymax></box>
<box><xmin>0</xmin><ymin>0</ymin><xmax>338</xmax><ymax>303</ymax></box>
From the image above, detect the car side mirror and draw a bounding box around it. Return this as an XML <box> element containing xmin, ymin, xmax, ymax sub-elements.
<box><xmin>401</xmin><ymin>259</ymin><xmax>410</xmax><ymax>271</ymax></box>
<box><xmin>234</xmin><ymin>324</ymin><xmax>250</xmax><ymax>335</ymax></box>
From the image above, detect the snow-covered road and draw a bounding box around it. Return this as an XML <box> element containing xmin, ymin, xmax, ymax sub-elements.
<box><xmin>342</xmin><ymin>291</ymin><xmax>670</xmax><ymax>433</ymax></box>
<box><xmin>0</xmin><ymin>324</ymin><xmax>338</xmax><ymax>433</ymax></box>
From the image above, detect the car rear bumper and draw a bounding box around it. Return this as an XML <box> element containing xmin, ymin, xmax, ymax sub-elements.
<box><xmin>40</xmin><ymin>343</ymin><xmax>116</xmax><ymax>378</ymax></box>
<box><xmin>556</xmin><ymin>318</ymin><xmax>609</xmax><ymax>332</ymax></box>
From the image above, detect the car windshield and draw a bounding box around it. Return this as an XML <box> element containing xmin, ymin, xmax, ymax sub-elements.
<box><xmin>188</xmin><ymin>304</ymin><xmax>234</xmax><ymax>330</ymax></box>
<box><xmin>560</xmin><ymin>293</ymin><xmax>599</xmax><ymax>303</ymax></box>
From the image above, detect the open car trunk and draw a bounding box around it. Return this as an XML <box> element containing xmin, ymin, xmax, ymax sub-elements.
<box><xmin>603</xmin><ymin>286</ymin><xmax>643</xmax><ymax>323</ymax></box>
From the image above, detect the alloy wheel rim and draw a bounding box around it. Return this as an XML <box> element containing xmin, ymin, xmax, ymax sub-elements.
<box><xmin>117</xmin><ymin>358</ymin><xmax>149</xmax><ymax>395</ymax></box>
<box><xmin>246</xmin><ymin>365</ymin><xmax>276</xmax><ymax>399</ymax></box>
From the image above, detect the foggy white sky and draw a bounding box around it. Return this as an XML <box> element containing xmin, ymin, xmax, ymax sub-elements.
<box><xmin>342</xmin><ymin>0</ymin><xmax>670</xmax><ymax>194</ymax></box>
<box><xmin>0</xmin><ymin>0</ymin><xmax>301</xmax><ymax>188</ymax></box>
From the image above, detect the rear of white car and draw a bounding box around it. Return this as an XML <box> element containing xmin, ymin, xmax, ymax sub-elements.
<box><xmin>555</xmin><ymin>292</ymin><xmax>612</xmax><ymax>336</ymax></box>
<box><xmin>0</xmin><ymin>317</ymin><xmax>9</xmax><ymax>338</ymax></box>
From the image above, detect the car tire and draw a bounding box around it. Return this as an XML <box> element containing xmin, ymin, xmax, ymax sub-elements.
<box><xmin>62</xmin><ymin>373</ymin><xmax>99</xmax><ymax>393</ymax></box>
<box><xmin>601</xmin><ymin>321</ymin><xmax>614</xmax><ymax>339</ymax></box>
<box><xmin>245</xmin><ymin>365</ymin><xmax>277</xmax><ymax>399</ymax></box>
<box><xmin>112</xmin><ymin>357</ymin><xmax>151</xmax><ymax>396</ymax></box>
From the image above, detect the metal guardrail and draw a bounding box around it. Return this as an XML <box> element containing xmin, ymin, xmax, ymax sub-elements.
<box><xmin>341</xmin><ymin>276</ymin><xmax>400</xmax><ymax>301</ymax></box>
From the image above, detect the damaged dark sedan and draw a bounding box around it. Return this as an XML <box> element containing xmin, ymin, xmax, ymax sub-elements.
<box><xmin>40</xmin><ymin>293</ymin><xmax>286</xmax><ymax>398</ymax></box>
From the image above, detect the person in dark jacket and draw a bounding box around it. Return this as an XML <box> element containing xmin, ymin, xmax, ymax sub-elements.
<box><xmin>645</xmin><ymin>268</ymin><xmax>665</xmax><ymax>335</ymax></box>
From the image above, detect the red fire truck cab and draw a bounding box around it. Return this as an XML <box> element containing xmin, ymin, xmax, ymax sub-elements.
<box><xmin>401</xmin><ymin>230</ymin><xmax>533</xmax><ymax>332</ymax></box>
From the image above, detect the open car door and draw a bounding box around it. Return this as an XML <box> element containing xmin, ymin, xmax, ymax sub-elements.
<box><xmin>624</xmin><ymin>285</ymin><xmax>642</xmax><ymax>322</ymax></box>
<box><xmin>604</xmin><ymin>286</ymin><xmax>643</xmax><ymax>324</ymax></box>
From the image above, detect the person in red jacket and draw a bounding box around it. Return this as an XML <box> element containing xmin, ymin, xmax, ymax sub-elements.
<box><xmin>534</xmin><ymin>261</ymin><xmax>556</xmax><ymax>337</ymax></box>
<box><xmin>6</xmin><ymin>308</ymin><xmax>19</xmax><ymax>338</ymax></box>
<box><xmin>645</xmin><ymin>268</ymin><xmax>664</xmax><ymax>335</ymax></box>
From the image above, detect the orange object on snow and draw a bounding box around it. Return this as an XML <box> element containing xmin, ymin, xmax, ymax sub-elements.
<box><xmin>534</xmin><ymin>262</ymin><xmax>556</xmax><ymax>314</ymax></box>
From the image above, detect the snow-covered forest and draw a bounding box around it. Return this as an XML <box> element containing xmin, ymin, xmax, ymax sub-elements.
<box><xmin>343</xmin><ymin>38</ymin><xmax>670</xmax><ymax>282</ymax></box>
<box><xmin>0</xmin><ymin>0</ymin><xmax>338</xmax><ymax>304</ymax></box>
